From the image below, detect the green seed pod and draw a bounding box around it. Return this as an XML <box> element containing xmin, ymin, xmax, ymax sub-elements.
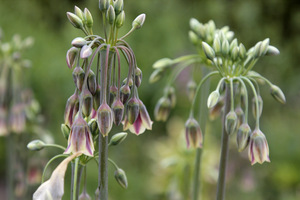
<box><xmin>74</xmin><ymin>6</ymin><xmax>84</xmax><ymax>21</ymax></box>
<box><xmin>236</xmin><ymin>123</ymin><xmax>251</xmax><ymax>152</ymax></box>
<box><xmin>149</xmin><ymin>68</ymin><xmax>164</xmax><ymax>83</ymax></box>
<box><xmin>153</xmin><ymin>58</ymin><xmax>173</xmax><ymax>69</ymax></box>
<box><xmin>27</xmin><ymin>140</ymin><xmax>45</xmax><ymax>151</ymax></box>
<box><xmin>189</xmin><ymin>31</ymin><xmax>198</xmax><ymax>45</ymax></box>
<box><xmin>61</xmin><ymin>124</ymin><xmax>71</xmax><ymax>140</ymax></box>
<box><xmin>135</xmin><ymin>67</ymin><xmax>142</xmax><ymax>88</ymax></box>
<box><xmin>120</xmin><ymin>85</ymin><xmax>131</xmax><ymax>104</ymax></box>
<box><xmin>270</xmin><ymin>84</ymin><xmax>286</xmax><ymax>104</ymax></box>
<box><xmin>252</xmin><ymin>95</ymin><xmax>263</xmax><ymax>118</ymax></box>
<box><xmin>88</xmin><ymin>118</ymin><xmax>99</xmax><ymax>138</ymax></box>
<box><xmin>116</xmin><ymin>11</ymin><xmax>125</xmax><ymax>28</ymax></box>
<box><xmin>84</xmin><ymin>8</ymin><xmax>93</xmax><ymax>28</ymax></box>
<box><xmin>99</xmin><ymin>0</ymin><xmax>109</xmax><ymax>12</ymax></box>
<box><xmin>67</xmin><ymin>12</ymin><xmax>83</xmax><ymax>29</ymax></box>
<box><xmin>111</xmin><ymin>99</ymin><xmax>124</xmax><ymax>125</ymax></box>
<box><xmin>114</xmin><ymin>0</ymin><xmax>124</xmax><ymax>15</ymax></box>
<box><xmin>132</xmin><ymin>14</ymin><xmax>146</xmax><ymax>29</ymax></box>
<box><xmin>187</xmin><ymin>80</ymin><xmax>197</xmax><ymax>102</ymax></box>
<box><xmin>221</xmin><ymin>39</ymin><xmax>230</xmax><ymax>56</ymax></box>
<box><xmin>71</xmin><ymin>37</ymin><xmax>87</xmax><ymax>48</ymax></box>
<box><xmin>225</xmin><ymin>111</ymin><xmax>238</xmax><ymax>135</ymax></box>
<box><xmin>114</xmin><ymin>168</ymin><xmax>128</xmax><ymax>189</ymax></box>
<box><xmin>265</xmin><ymin>45</ymin><xmax>280</xmax><ymax>56</ymax></box>
<box><xmin>66</xmin><ymin>47</ymin><xmax>79</xmax><ymax>69</ymax></box>
<box><xmin>109</xmin><ymin>132</ymin><xmax>127</xmax><ymax>146</ymax></box>
<box><xmin>202</xmin><ymin>42</ymin><xmax>215</xmax><ymax>60</ymax></box>
<box><xmin>154</xmin><ymin>97</ymin><xmax>172</xmax><ymax>122</ymax></box>
<box><xmin>107</xmin><ymin>5</ymin><xmax>115</xmax><ymax>25</ymax></box>
<box><xmin>72</xmin><ymin>66</ymin><xmax>85</xmax><ymax>91</ymax></box>
<box><xmin>82</xmin><ymin>88</ymin><xmax>93</xmax><ymax>117</ymax></box>
<box><xmin>207</xmin><ymin>90</ymin><xmax>220</xmax><ymax>109</ymax></box>
<box><xmin>126</xmin><ymin>97</ymin><xmax>140</xmax><ymax>124</ymax></box>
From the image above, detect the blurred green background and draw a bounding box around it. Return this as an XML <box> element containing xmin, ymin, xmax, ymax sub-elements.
<box><xmin>0</xmin><ymin>0</ymin><xmax>299</xmax><ymax>199</ymax></box>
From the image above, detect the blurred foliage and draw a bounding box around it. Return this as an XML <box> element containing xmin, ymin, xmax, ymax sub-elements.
<box><xmin>0</xmin><ymin>0</ymin><xmax>299</xmax><ymax>199</ymax></box>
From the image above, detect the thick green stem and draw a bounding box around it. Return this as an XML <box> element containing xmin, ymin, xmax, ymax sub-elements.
<box><xmin>216</xmin><ymin>83</ymin><xmax>231</xmax><ymax>200</ymax></box>
<box><xmin>192</xmin><ymin>68</ymin><xmax>210</xmax><ymax>200</ymax></box>
<box><xmin>71</xmin><ymin>159</ymin><xmax>83</xmax><ymax>200</ymax></box>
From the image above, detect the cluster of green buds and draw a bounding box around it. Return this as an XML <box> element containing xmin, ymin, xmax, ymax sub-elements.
<box><xmin>63</xmin><ymin>0</ymin><xmax>152</xmax><ymax>158</ymax></box>
<box><xmin>0</xmin><ymin>31</ymin><xmax>35</xmax><ymax>136</ymax></box>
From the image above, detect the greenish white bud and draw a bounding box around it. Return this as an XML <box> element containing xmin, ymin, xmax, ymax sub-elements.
<box><xmin>132</xmin><ymin>14</ymin><xmax>146</xmax><ymax>29</ymax></box>
<box><xmin>213</xmin><ymin>36</ymin><xmax>221</xmax><ymax>54</ymax></box>
<box><xmin>116</xmin><ymin>11</ymin><xmax>125</xmax><ymax>28</ymax></box>
<box><xmin>225</xmin><ymin>31</ymin><xmax>234</xmax><ymax>41</ymax></box>
<box><xmin>109</xmin><ymin>132</ymin><xmax>127</xmax><ymax>146</ymax></box>
<box><xmin>189</xmin><ymin>18</ymin><xmax>201</xmax><ymax>33</ymax></box>
<box><xmin>84</xmin><ymin>8</ymin><xmax>93</xmax><ymax>28</ymax></box>
<box><xmin>153</xmin><ymin>58</ymin><xmax>173</xmax><ymax>69</ymax></box>
<box><xmin>74</xmin><ymin>6</ymin><xmax>84</xmax><ymax>21</ymax></box>
<box><xmin>266</xmin><ymin>45</ymin><xmax>280</xmax><ymax>55</ymax></box>
<box><xmin>207</xmin><ymin>90</ymin><xmax>220</xmax><ymax>108</ymax></box>
<box><xmin>221</xmin><ymin>39</ymin><xmax>230</xmax><ymax>56</ymax></box>
<box><xmin>99</xmin><ymin>0</ymin><xmax>109</xmax><ymax>12</ymax></box>
<box><xmin>67</xmin><ymin>12</ymin><xmax>83</xmax><ymax>29</ymax></box>
<box><xmin>80</xmin><ymin>45</ymin><xmax>93</xmax><ymax>59</ymax></box>
<box><xmin>231</xmin><ymin>46</ymin><xmax>239</xmax><ymax>61</ymax></box>
<box><xmin>114</xmin><ymin>168</ymin><xmax>128</xmax><ymax>189</ymax></box>
<box><xmin>114</xmin><ymin>0</ymin><xmax>124</xmax><ymax>15</ymax></box>
<box><xmin>270</xmin><ymin>85</ymin><xmax>286</xmax><ymax>104</ymax></box>
<box><xmin>107</xmin><ymin>5</ymin><xmax>115</xmax><ymax>25</ymax></box>
<box><xmin>66</xmin><ymin>47</ymin><xmax>78</xmax><ymax>69</ymax></box>
<box><xmin>253</xmin><ymin>41</ymin><xmax>262</xmax><ymax>58</ymax></box>
<box><xmin>189</xmin><ymin>31</ymin><xmax>198</xmax><ymax>45</ymax></box>
<box><xmin>229</xmin><ymin>39</ymin><xmax>238</xmax><ymax>52</ymax></box>
<box><xmin>71</xmin><ymin>37</ymin><xmax>87</xmax><ymax>48</ymax></box>
<box><xmin>202</xmin><ymin>42</ymin><xmax>215</xmax><ymax>60</ymax></box>
<box><xmin>239</xmin><ymin>43</ymin><xmax>246</xmax><ymax>59</ymax></box>
<box><xmin>207</xmin><ymin>20</ymin><xmax>216</xmax><ymax>35</ymax></box>
<box><xmin>27</xmin><ymin>140</ymin><xmax>45</xmax><ymax>151</ymax></box>
<box><xmin>259</xmin><ymin>38</ymin><xmax>269</xmax><ymax>56</ymax></box>
<box><xmin>225</xmin><ymin>111</ymin><xmax>238</xmax><ymax>135</ymax></box>
<box><xmin>149</xmin><ymin>69</ymin><xmax>164</xmax><ymax>83</ymax></box>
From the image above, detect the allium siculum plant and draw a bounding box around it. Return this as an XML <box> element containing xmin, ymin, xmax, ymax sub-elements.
<box><xmin>151</xmin><ymin>18</ymin><xmax>285</xmax><ymax>200</ymax></box>
<box><xmin>30</xmin><ymin>0</ymin><xmax>152</xmax><ymax>200</ymax></box>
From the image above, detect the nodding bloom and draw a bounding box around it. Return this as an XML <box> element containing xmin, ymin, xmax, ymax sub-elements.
<box><xmin>123</xmin><ymin>99</ymin><xmax>152</xmax><ymax>135</ymax></box>
<box><xmin>65</xmin><ymin>115</ymin><xmax>94</xmax><ymax>157</ymax></box>
<box><xmin>185</xmin><ymin>117</ymin><xmax>203</xmax><ymax>148</ymax></box>
<box><xmin>64</xmin><ymin>90</ymin><xmax>79</xmax><ymax>128</ymax></box>
<box><xmin>248</xmin><ymin>128</ymin><xmax>270</xmax><ymax>165</ymax></box>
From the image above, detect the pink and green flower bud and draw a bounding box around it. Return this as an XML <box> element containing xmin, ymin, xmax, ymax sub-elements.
<box><xmin>114</xmin><ymin>0</ymin><xmax>123</xmax><ymax>15</ymax></box>
<box><xmin>61</xmin><ymin>123</ymin><xmax>71</xmax><ymax>140</ymax></box>
<box><xmin>202</xmin><ymin>42</ymin><xmax>215</xmax><ymax>60</ymax></box>
<box><xmin>111</xmin><ymin>99</ymin><xmax>124</xmax><ymax>125</ymax></box>
<box><xmin>72</xmin><ymin>37</ymin><xmax>87</xmax><ymax>48</ymax></box>
<box><xmin>235</xmin><ymin>106</ymin><xmax>245</xmax><ymax>128</ymax></box>
<box><xmin>27</xmin><ymin>140</ymin><xmax>45</xmax><ymax>151</ymax></box>
<box><xmin>93</xmin><ymin>84</ymin><xmax>101</xmax><ymax>110</ymax></box>
<box><xmin>265</xmin><ymin>45</ymin><xmax>280</xmax><ymax>56</ymax></box>
<box><xmin>67</xmin><ymin>12</ymin><xmax>83</xmax><ymax>29</ymax></box>
<box><xmin>109</xmin><ymin>132</ymin><xmax>127</xmax><ymax>146</ymax></box>
<box><xmin>88</xmin><ymin>118</ymin><xmax>99</xmax><ymax>138</ymax></box>
<box><xmin>72</xmin><ymin>66</ymin><xmax>85</xmax><ymax>91</ymax></box>
<box><xmin>64</xmin><ymin>91</ymin><xmax>79</xmax><ymax>127</ymax></box>
<box><xmin>154</xmin><ymin>97</ymin><xmax>171</xmax><ymax>122</ymax></box>
<box><xmin>122</xmin><ymin>78</ymin><xmax>133</xmax><ymax>87</ymax></box>
<box><xmin>270</xmin><ymin>84</ymin><xmax>286</xmax><ymax>104</ymax></box>
<box><xmin>106</xmin><ymin>5</ymin><xmax>115</xmax><ymax>25</ymax></box>
<box><xmin>225</xmin><ymin>111</ymin><xmax>238</xmax><ymax>135</ymax></box>
<box><xmin>87</xmin><ymin>70</ymin><xmax>97</xmax><ymax>95</ymax></box>
<box><xmin>187</xmin><ymin>80</ymin><xmax>197</xmax><ymax>102</ymax></box>
<box><xmin>99</xmin><ymin>0</ymin><xmax>109</xmax><ymax>12</ymax></box>
<box><xmin>97</xmin><ymin>102</ymin><xmax>113</xmax><ymax>136</ymax></box>
<box><xmin>236</xmin><ymin>123</ymin><xmax>251</xmax><ymax>152</ymax></box>
<box><xmin>120</xmin><ymin>85</ymin><xmax>131</xmax><ymax>104</ymax></box>
<box><xmin>80</xmin><ymin>45</ymin><xmax>93</xmax><ymax>59</ymax></box>
<box><xmin>132</xmin><ymin>14</ymin><xmax>146</xmax><ymax>29</ymax></box>
<box><xmin>82</xmin><ymin>88</ymin><xmax>93</xmax><ymax>117</ymax></box>
<box><xmin>79</xmin><ymin>191</ymin><xmax>91</xmax><ymax>200</ymax></box>
<box><xmin>114</xmin><ymin>168</ymin><xmax>128</xmax><ymax>189</ymax></box>
<box><xmin>109</xmin><ymin>85</ymin><xmax>118</xmax><ymax>105</ymax></box>
<box><xmin>153</xmin><ymin>58</ymin><xmax>174</xmax><ymax>69</ymax></box>
<box><xmin>116</xmin><ymin>11</ymin><xmax>125</xmax><ymax>28</ymax></box>
<box><xmin>65</xmin><ymin>115</ymin><xmax>95</xmax><ymax>156</ymax></box>
<box><xmin>248</xmin><ymin>129</ymin><xmax>270</xmax><ymax>165</ymax></box>
<box><xmin>66</xmin><ymin>47</ymin><xmax>78</xmax><ymax>69</ymax></box>
<box><xmin>165</xmin><ymin>87</ymin><xmax>176</xmax><ymax>108</ymax></box>
<box><xmin>135</xmin><ymin>67</ymin><xmax>142</xmax><ymax>88</ymax></box>
<box><xmin>185</xmin><ymin>118</ymin><xmax>203</xmax><ymax>148</ymax></box>
<box><xmin>252</xmin><ymin>95</ymin><xmax>263</xmax><ymax>118</ymax></box>
<box><xmin>149</xmin><ymin>68</ymin><xmax>164</xmax><ymax>83</ymax></box>
<box><xmin>209</xmin><ymin>96</ymin><xmax>224</xmax><ymax>121</ymax></box>
<box><xmin>126</xmin><ymin>97</ymin><xmax>140</xmax><ymax>124</ymax></box>
<box><xmin>84</xmin><ymin>8</ymin><xmax>93</xmax><ymax>28</ymax></box>
<box><xmin>207</xmin><ymin>90</ymin><xmax>220</xmax><ymax>108</ymax></box>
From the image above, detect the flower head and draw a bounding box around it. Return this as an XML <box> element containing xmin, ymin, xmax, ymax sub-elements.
<box><xmin>65</xmin><ymin>115</ymin><xmax>94</xmax><ymax>156</ymax></box>
<box><xmin>248</xmin><ymin>128</ymin><xmax>270</xmax><ymax>165</ymax></box>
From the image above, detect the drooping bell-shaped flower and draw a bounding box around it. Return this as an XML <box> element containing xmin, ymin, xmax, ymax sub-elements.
<box><xmin>65</xmin><ymin>115</ymin><xmax>94</xmax><ymax>156</ymax></box>
<box><xmin>185</xmin><ymin>117</ymin><xmax>203</xmax><ymax>148</ymax></box>
<box><xmin>154</xmin><ymin>97</ymin><xmax>171</xmax><ymax>122</ymax></box>
<box><xmin>248</xmin><ymin>128</ymin><xmax>270</xmax><ymax>165</ymax></box>
<box><xmin>64</xmin><ymin>90</ymin><xmax>79</xmax><ymax>127</ymax></box>
<box><xmin>97</xmin><ymin>102</ymin><xmax>113</xmax><ymax>136</ymax></box>
<box><xmin>122</xmin><ymin>99</ymin><xmax>152</xmax><ymax>135</ymax></box>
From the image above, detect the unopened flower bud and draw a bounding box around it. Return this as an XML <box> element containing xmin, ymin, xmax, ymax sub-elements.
<box><xmin>67</xmin><ymin>12</ymin><xmax>83</xmax><ymax>29</ymax></box>
<box><xmin>120</xmin><ymin>85</ymin><xmax>131</xmax><ymax>104</ymax></box>
<box><xmin>72</xmin><ymin>37</ymin><xmax>87</xmax><ymax>48</ymax></box>
<box><xmin>189</xmin><ymin>31</ymin><xmax>198</xmax><ymax>45</ymax></box>
<box><xmin>111</xmin><ymin>99</ymin><xmax>124</xmax><ymax>125</ymax></box>
<box><xmin>114</xmin><ymin>0</ymin><xmax>124</xmax><ymax>15</ymax></box>
<box><xmin>213</xmin><ymin>36</ymin><xmax>221</xmax><ymax>54</ymax></box>
<box><xmin>126</xmin><ymin>97</ymin><xmax>140</xmax><ymax>124</ymax></box>
<box><xmin>252</xmin><ymin>95</ymin><xmax>263</xmax><ymax>118</ymax></box>
<box><xmin>132</xmin><ymin>14</ymin><xmax>146</xmax><ymax>29</ymax></box>
<box><xmin>82</xmin><ymin>88</ymin><xmax>93</xmax><ymax>117</ymax></box>
<box><xmin>248</xmin><ymin>129</ymin><xmax>270</xmax><ymax>165</ymax></box>
<box><xmin>209</xmin><ymin>96</ymin><xmax>224</xmax><ymax>120</ymax></box>
<box><xmin>74</xmin><ymin>6</ymin><xmax>84</xmax><ymax>21</ymax></box>
<box><xmin>88</xmin><ymin>118</ymin><xmax>99</xmax><ymax>138</ymax></box>
<box><xmin>231</xmin><ymin>46</ymin><xmax>239</xmax><ymax>61</ymax></box>
<box><xmin>27</xmin><ymin>140</ymin><xmax>45</xmax><ymax>151</ymax></box>
<box><xmin>270</xmin><ymin>85</ymin><xmax>286</xmax><ymax>104</ymax></box>
<box><xmin>107</xmin><ymin>5</ymin><xmax>115</xmax><ymax>25</ymax></box>
<box><xmin>93</xmin><ymin>84</ymin><xmax>101</xmax><ymax>110</ymax></box>
<box><xmin>187</xmin><ymin>80</ymin><xmax>197</xmax><ymax>101</ymax></box>
<box><xmin>153</xmin><ymin>58</ymin><xmax>173</xmax><ymax>69</ymax></box>
<box><xmin>66</xmin><ymin>47</ymin><xmax>78</xmax><ymax>69</ymax></box>
<box><xmin>207</xmin><ymin>90</ymin><xmax>220</xmax><ymax>108</ymax></box>
<box><xmin>225</xmin><ymin>111</ymin><xmax>238</xmax><ymax>135</ymax></box>
<box><xmin>84</xmin><ymin>8</ymin><xmax>93</xmax><ymax>28</ymax></box>
<box><xmin>79</xmin><ymin>191</ymin><xmax>91</xmax><ymax>200</ymax></box>
<box><xmin>116</xmin><ymin>11</ymin><xmax>125</xmax><ymax>28</ymax></box>
<box><xmin>97</xmin><ymin>103</ymin><xmax>113</xmax><ymax>136</ymax></box>
<box><xmin>253</xmin><ymin>41</ymin><xmax>262</xmax><ymax>58</ymax></box>
<box><xmin>154</xmin><ymin>97</ymin><xmax>171</xmax><ymax>122</ymax></box>
<box><xmin>239</xmin><ymin>43</ymin><xmax>246</xmax><ymax>59</ymax></box>
<box><xmin>149</xmin><ymin>69</ymin><xmax>164</xmax><ymax>83</ymax></box>
<box><xmin>87</xmin><ymin>70</ymin><xmax>97</xmax><ymax>95</ymax></box>
<box><xmin>114</xmin><ymin>168</ymin><xmax>128</xmax><ymax>189</ymax></box>
<box><xmin>235</xmin><ymin>106</ymin><xmax>245</xmax><ymax>128</ymax></box>
<box><xmin>185</xmin><ymin>118</ymin><xmax>202</xmax><ymax>148</ymax></box>
<box><xmin>109</xmin><ymin>86</ymin><xmax>118</xmax><ymax>105</ymax></box>
<box><xmin>64</xmin><ymin>91</ymin><xmax>79</xmax><ymax>127</ymax></box>
<box><xmin>165</xmin><ymin>87</ymin><xmax>176</xmax><ymax>108</ymax></box>
<box><xmin>259</xmin><ymin>38</ymin><xmax>269</xmax><ymax>56</ymax></box>
<box><xmin>236</xmin><ymin>123</ymin><xmax>251</xmax><ymax>152</ymax></box>
<box><xmin>80</xmin><ymin>45</ymin><xmax>93</xmax><ymax>59</ymax></box>
<box><xmin>122</xmin><ymin>78</ymin><xmax>133</xmax><ymax>87</ymax></box>
<box><xmin>99</xmin><ymin>0</ymin><xmax>109</xmax><ymax>12</ymax></box>
<box><xmin>109</xmin><ymin>132</ymin><xmax>127</xmax><ymax>146</ymax></box>
<box><xmin>229</xmin><ymin>39</ymin><xmax>238</xmax><ymax>51</ymax></box>
<box><xmin>135</xmin><ymin>67</ymin><xmax>142</xmax><ymax>88</ymax></box>
<box><xmin>72</xmin><ymin>66</ymin><xmax>85</xmax><ymax>91</ymax></box>
<box><xmin>202</xmin><ymin>42</ymin><xmax>215</xmax><ymax>60</ymax></box>
<box><xmin>221</xmin><ymin>39</ymin><xmax>230</xmax><ymax>56</ymax></box>
<box><xmin>61</xmin><ymin>124</ymin><xmax>71</xmax><ymax>140</ymax></box>
<box><xmin>265</xmin><ymin>45</ymin><xmax>280</xmax><ymax>56</ymax></box>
